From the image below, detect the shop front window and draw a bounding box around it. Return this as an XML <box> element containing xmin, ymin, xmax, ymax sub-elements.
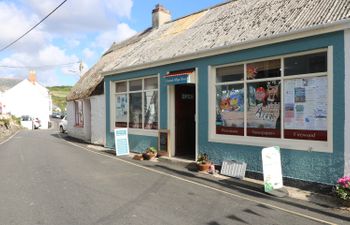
<box><xmin>129</xmin><ymin>92</ymin><xmax>142</xmax><ymax>128</ymax></box>
<box><xmin>215</xmin><ymin>65</ymin><xmax>244</xmax><ymax>136</ymax></box>
<box><xmin>115</xmin><ymin>94</ymin><xmax>128</xmax><ymax>127</ymax></box>
<box><xmin>210</xmin><ymin>49</ymin><xmax>330</xmax><ymax>151</ymax></box>
<box><xmin>283</xmin><ymin>75</ymin><xmax>327</xmax><ymax>141</ymax></box>
<box><xmin>114</xmin><ymin>76</ymin><xmax>158</xmax><ymax>130</ymax></box>
<box><xmin>247</xmin><ymin>80</ymin><xmax>281</xmax><ymax>138</ymax></box>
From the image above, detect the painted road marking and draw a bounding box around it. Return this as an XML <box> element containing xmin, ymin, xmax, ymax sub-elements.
<box><xmin>0</xmin><ymin>130</ymin><xmax>20</xmax><ymax>146</ymax></box>
<box><xmin>60</xmin><ymin>134</ymin><xmax>336</xmax><ymax>225</ymax></box>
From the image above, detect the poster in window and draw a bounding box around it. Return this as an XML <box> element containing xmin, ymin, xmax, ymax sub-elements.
<box><xmin>115</xmin><ymin>94</ymin><xmax>128</xmax><ymax>127</ymax></box>
<box><xmin>284</xmin><ymin>76</ymin><xmax>327</xmax><ymax>141</ymax></box>
<box><xmin>247</xmin><ymin>81</ymin><xmax>281</xmax><ymax>138</ymax></box>
<box><xmin>144</xmin><ymin>91</ymin><xmax>158</xmax><ymax>129</ymax></box>
<box><xmin>129</xmin><ymin>93</ymin><xmax>142</xmax><ymax>128</ymax></box>
<box><xmin>216</xmin><ymin>84</ymin><xmax>244</xmax><ymax>136</ymax></box>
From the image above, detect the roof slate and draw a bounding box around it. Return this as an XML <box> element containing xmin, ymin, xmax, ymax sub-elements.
<box><xmin>67</xmin><ymin>0</ymin><xmax>350</xmax><ymax>101</ymax></box>
<box><xmin>0</xmin><ymin>78</ymin><xmax>22</xmax><ymax>92</ymax></box>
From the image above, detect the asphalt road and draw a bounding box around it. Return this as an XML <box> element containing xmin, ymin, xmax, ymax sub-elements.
<box><xmin>0</xmin><ymin>127</ymin><xmax>349</xmax><ymax>225</ymax></box>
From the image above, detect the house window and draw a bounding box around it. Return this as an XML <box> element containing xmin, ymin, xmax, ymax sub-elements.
<box><xmin>75</xmin><ymin>100</ymin><xmax>84</xmax><ymax>127</ymax></box>
<box><xmin>211</xmin><ymin>49</ymin><xmax>331</xmax><ymax>151</ymax></box>
<box><xmin>114</xmin><ymin>76</ymin><xmax>158</xmax><ymax>130</ymax></box>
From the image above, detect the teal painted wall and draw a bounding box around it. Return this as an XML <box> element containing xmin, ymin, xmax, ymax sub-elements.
<box><xmin>105</xmin><ymin>31</ymin><xmax>345</xmax><ymax>184</ymax></box>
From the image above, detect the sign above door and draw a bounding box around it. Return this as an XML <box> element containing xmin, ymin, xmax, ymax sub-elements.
<box><xmin>164</xmin><ymin>69</ymin><xmax>195</xmax><ymax>85</ymax></box>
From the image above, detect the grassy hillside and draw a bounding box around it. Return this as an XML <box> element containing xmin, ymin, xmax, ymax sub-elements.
<box><xmin>47</xmin><ymin>86</ymin><xmax>72</xmax><ymax>112</ymax></box>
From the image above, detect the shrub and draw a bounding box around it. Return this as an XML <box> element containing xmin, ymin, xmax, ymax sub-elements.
<box><xmin>11</xmin><ymin>115</ymin><xmax>21</xmax><ymax>125</ymax></box>
<box><xmin>0</xmin><ymin>119</ymin><xmax>10</xmax><ymax>128</ymax></box>
<box><xmin>197</xmin><ymin>153</ymin><xmax>210</xmax><ymax>164</ymax></box>
<box><xmin>146</xmin><ymin>147</ymin><xmax>157</xmax><ymax>154</ymax></box>
<box><xmin>335</xmin><ymin>176</ymin><xmax>350</xmax><ymax>201</ymax></box>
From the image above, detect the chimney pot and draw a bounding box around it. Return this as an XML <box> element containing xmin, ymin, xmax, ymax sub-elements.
<box><xmin>28</xmin><ymin>70</ymin><xmax>36</xmax><ymax>84</ymax></box>
<box><xmin>152</xmin><ymin>4</ymin><xmax>171</xmax><ymax>28</ymax></box>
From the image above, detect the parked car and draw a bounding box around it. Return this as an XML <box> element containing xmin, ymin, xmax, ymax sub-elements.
<box><xmin>60</xmin><ymin>112</ymin><xmax>66</xmax><ymax>119</ymax></box>
<box><xmin>33</xmin><ymin>117</ymin><xmax>41</xmax><ymax>129</ymax></box>
<box><xmin>59</xmin><ymin>116</ymin><xmax>67</xmax><ymax>133</ymax></box>
<box><xmin>20</xmin><ymin>115</ymin><xmax>33</xmax><ymax>130</ymax></box>
<box><xmin>51</xmin><ymin>112</ymin><xmax>61</xmax><ymax>118</ymax></box>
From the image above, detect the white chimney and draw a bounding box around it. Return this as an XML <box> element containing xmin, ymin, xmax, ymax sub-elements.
<box><xmin>152</xmin><ymin>4</ymin><xmax>171</xmax><ymax>28</ymax></box>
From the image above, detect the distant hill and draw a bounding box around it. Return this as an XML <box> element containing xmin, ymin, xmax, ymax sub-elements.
<box><xmin>47</xmin><ymin>86</ymin><xmax>72</xmax><ymax>112</ymax></box>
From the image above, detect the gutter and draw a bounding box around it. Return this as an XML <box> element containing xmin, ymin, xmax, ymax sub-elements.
<box><xmin>102</xmin><ymin>18</ymin><xmax>350</xmax><ymax>77</ymax></box>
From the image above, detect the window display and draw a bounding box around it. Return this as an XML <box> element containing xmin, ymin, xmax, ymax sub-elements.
<box><xmin>114</xmin><ymin>76</ymin><xmax>158</xmax><ymax>130</ymax></box>
<box><xmin>247</xmin><ymin>81</ymin><xmax>281</xmax><ymax>138</ymax></box>
<box><xmin>144</xmin><ymin>91</ymin><xmax>158</xmax><ymax>129</ymax></box>
<box><xmin>247</xmin><ymin>59</ymin><xmax>281</xmax><ymax>80</ymax></box>
<box><xmin>216</xmin><ymin>84</ymin><xmax>244</xmax><ymax>135</ymax></box>
<box><xmin>284</xmin><ymin>76</ymin><xmax>327</xmax><ymax>141</ymax></box>
<box><xmin>115</xmin><ymin>94</ymin><xmax>128</xmax><ymax>127</ymax></box>
<box><xmin>129</xmin><ymin>93</ymin><xmax>142</xmax><ymax>128</ymax></box>
<box><xmin>211</xmin><ymin>50</ymin><xmax>329</xmax><ymax>145</ymax></box>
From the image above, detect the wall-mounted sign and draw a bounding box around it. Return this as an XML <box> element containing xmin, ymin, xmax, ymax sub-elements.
<box><xmin>114</xmin><ymin>128</ymin><xmax>129</xmax><ymax>156</ymax></box>
<box><xmin>262</xmin><ymin>146</ymin><xmax>283</xmax><ymax>192</ymax></box>
<box><xmin>158</xmin><ymin>129</ymin><xmax>169</xmax><ymax>153</ymax></box>
<box><xmin>164</xmin><ymin>69</ymin><xmax>195</xmax><ymax>85</ymax></box>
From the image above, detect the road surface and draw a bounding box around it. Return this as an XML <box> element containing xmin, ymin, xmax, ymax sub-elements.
<box><xmin>0</xmin><ymin>128</ymin><xmax>349</xmax><ymax>225</ymax></box>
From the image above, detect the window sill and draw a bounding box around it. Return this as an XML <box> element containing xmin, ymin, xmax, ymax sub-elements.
<box><xmin>74</xmin><ymin>125</ymin><xmax>84</xmax><ymax>128</ymax></box>
<box><xmin>208</xmin><ymin>134</ymin><xmax>332</xmax><ymax>153</ymax></box>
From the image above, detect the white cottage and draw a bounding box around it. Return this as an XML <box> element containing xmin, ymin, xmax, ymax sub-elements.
<box><xmin>2</xmin><ymin>72</ymin><xmax>52</xmax><ymax>129</ymax></box>
<box><xmin>66</xmin><ymin>53</ymin><xmax>108</xmax><ymax>145</ymax></box>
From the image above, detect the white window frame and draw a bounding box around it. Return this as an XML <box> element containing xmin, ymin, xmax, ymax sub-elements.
<box><xmin>110</xmin><ymin>75</ymin><xmax>160</xmax><ymax>136</ymax></box>
<box><xmin>74</xmin><ymin>100</ymin><xmax>84</xmax><ymax>127</ymax></box>
<box><xmin>208</xmin><ymin>47</ymin><xmax>333</xmax><ymax>153</ymax></box>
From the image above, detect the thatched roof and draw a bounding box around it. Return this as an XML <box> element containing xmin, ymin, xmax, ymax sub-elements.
<box><xmin>67</xmin><ymin>0</ymin><xmax>350</xmax><ymax>101</ymax></box>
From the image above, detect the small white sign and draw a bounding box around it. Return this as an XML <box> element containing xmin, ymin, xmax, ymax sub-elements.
<box><xmin>114</xmin><ymin>128</ymin><xmax>129</xmax><ymax>156</ymax></box>
<box><xmin>262</xmin><ymin>146</ymin><xmax>283</xmax><ymax>192</ymax></box>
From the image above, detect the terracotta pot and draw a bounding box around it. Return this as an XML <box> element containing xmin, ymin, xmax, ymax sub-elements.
<box><xmin>197</xmin><ymin>162</ymin><xmax>211</xmax><ymax>172</ymax></box>
<box><xmin>338</xmin><ymin>199</ymin><xmax>350</xmax><ymax>207</ymax></box>
<box><xmin>143</xmin><ymin>152</ymin><xmax>156</xmax><ymax>160</ymax></box>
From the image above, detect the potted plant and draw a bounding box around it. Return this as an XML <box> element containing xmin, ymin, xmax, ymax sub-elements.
<box><xmin>196</xmin><ymin>153</ymin><xmax>211</xmax><ymax>172</ymax></box>
<box><xmin>142</xmin><ymin>147</ymin><xmax>157</xmax><ymax>160</ymax></box>
<box><xmin>335</xmin><ymin>176</ymin><xmax>350</xmax><ymax>207</ymax></box>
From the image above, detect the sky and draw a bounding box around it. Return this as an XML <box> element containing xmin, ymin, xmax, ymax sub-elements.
<box><xmin>0</xmin><ymin>0</ymin><xmax>224</xmax><ymax>87</ymax></box>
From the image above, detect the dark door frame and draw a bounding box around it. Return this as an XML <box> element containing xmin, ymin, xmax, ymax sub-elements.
<box><xmin>167</xmin><ymin>71</ymin><xmax>198</xmax><ymax>161</ymax></box>
<box><xmin>174</xmin><ymin>84</ymin><xmax>196</xmax><ymax>159</ymax></box>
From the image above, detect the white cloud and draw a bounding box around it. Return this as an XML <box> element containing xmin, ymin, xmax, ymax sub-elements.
<box><xmin>0</xmin><ymin>0</ymin><xmax>136</xmax><ymax>86</ymax></box>
<box><xmin>0</xmin><ymin>2</ymin><xmax>49</xmax><ymax>52</ymax></box>
<box><xmin>38</xmin><ymin>45</ymin><xmax>78</xmax><ymax>65</ymax></box>
<box><xmin>65</xmin><ymin>39</ymin><xmax>81</xmax><ymax>48</ymax></box>
<box><xmin>105</xmin><ymin>0</ymin><xmax>133</xmax><ymax>18</ymax></box>
<box><xmin>83</xmin><ymin>48</ymin><xmax>95</xmax><ymax>59</ymax></box>
<box><xmin>95</xmin><ymin>23</ymin><xmax>137</xmax><ymax>50</ymax></box>
<box><xmin>24</xmin><ymin>0</ymin><xmax>133</xmax><ymax>33</ymax></box>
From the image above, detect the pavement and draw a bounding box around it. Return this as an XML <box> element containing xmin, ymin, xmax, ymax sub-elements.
<box><xmin>78</xmin><ymin>140</ymin><xmax>350</xmax><ymax>213</ymax></box>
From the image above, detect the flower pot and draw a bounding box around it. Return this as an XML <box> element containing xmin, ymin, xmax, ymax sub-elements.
<box><xmin>197</xmin><ymin>162</ymin><xmax>211</xmax><ymax>172</ymax></box>
<box><xmin>338</xmin><ymin>199</ymin><xmax>350</xmax><ymax>207</ymax></box>
<box><xmin>143</xmin><ymin>152</ymin><xmax>156</xmax><ymax>160</ymax></box>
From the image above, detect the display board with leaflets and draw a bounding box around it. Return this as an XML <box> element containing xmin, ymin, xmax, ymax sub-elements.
<box><xmin>262</xmin><ymin>146</ymin><xmax>283</xmax><ymax>192</ymax></box>
<box><xmin>283</xmin><ymin>76</ymin><xmax>327</xmax><ymax>141</ymax></box>
<box><xmin>114</xmin><ymin>128</ymin><xmax>130</xmax><ymax>156</ymax></box>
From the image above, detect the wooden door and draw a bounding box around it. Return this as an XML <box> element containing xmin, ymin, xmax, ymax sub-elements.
<box><xmin>175</xmin><ymin>84</ymin><xmax>196</xmax><ymax>159</ymax></box>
